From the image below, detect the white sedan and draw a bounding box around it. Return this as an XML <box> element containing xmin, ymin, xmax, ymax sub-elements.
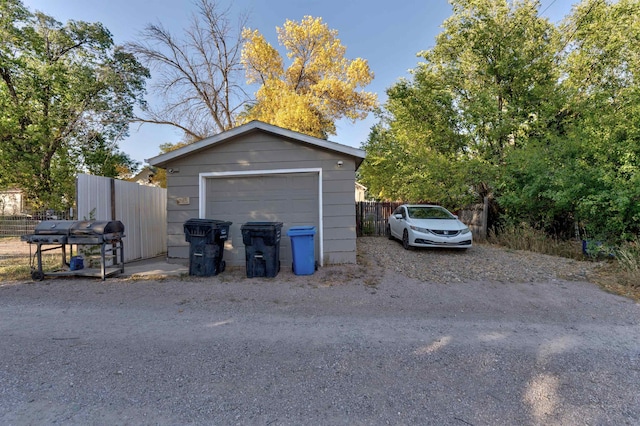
<box><xmin>387</xmin><ymin>204</ymin><xmax>472</xmax><ymax>250</ymax></box>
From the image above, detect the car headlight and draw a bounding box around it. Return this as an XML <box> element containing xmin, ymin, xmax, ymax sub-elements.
<box><xmin>460</xmin><ymin>228</ymin><xmax>471</xmax><ymax>235</ymax></box>
<box><xmin>409</xmin><ymin>225</ymin><xmax>430</xmax><ymax>234</ymax></box>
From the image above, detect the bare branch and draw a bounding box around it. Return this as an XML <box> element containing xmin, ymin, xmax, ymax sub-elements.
<box><xmin>124</xmin><ymin>0</ymin><xmax>250</xmax><ymax>141</ymax></box>
<box><xmin>132</xmin><ymin>116</ymin><xmax>204</xmax><ymax>141</ymax></box>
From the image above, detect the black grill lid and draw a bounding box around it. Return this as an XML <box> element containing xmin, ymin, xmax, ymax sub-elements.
<box><xmin>33</xmin><ymin>220</ymin><xmax>125</xmax><ymax>236</ymax></box>
<box><xmin>34</xmin><ymin>220</ymin><xmax>76</xmax><ymax>235</ymax></box>
<box><xmin>70</xmin><ymin>220</ymin><xmax>125</xmax><ymax>236</ymax></box>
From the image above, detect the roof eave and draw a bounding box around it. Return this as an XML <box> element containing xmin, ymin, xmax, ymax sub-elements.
<box><xmin>146</xmin><ymin>121</ymin><xmax>365</xmax><ymax>168</ymax></box>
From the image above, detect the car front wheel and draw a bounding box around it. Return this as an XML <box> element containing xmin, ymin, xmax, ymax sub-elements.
<box><xmin>402</xmin><ymin>229</ymin><xmax>411</xmax><ymax>250</ymax></box>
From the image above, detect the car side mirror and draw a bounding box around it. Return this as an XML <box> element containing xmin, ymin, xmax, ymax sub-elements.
<box><xmin>394</xmin><ymin>213</ymin><xmax>403</xmax><ymax>219</ymax></box>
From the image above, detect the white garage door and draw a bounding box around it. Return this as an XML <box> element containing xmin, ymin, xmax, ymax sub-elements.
<box><xmin>205</xmin><ymin>172</ymin><xmax>319</xmax><ymax>267</ymax></box>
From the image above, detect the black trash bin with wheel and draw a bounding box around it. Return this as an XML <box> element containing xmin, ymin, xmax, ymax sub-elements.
<box><xmin>184</xmin><ymin>219</ymin><xmax>232</xmax><ymax>276</ymax></box>
<box><xmin>241</xmin><ymin>222</ymin><xmax>283</xmax><ymax>278</ymax></box>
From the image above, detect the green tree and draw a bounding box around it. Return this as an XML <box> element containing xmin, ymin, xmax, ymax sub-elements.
<box><xmin>365</xmin><ymin>0</ymin><xmax>640</xmax><ymax>241</ymax></box>
<box><xmin>0</xmin><ymin>0</ymin><xmax>148</xmax><ymax>208</ymax></box>
<box><xmin>79</xmin><ymin>132</ymin><xmax>140</xmax><ymax>178</ymax></box>
<box><xmin>499</xmin><ymin>0</ymin><xmax>640</xmax><ymax>241</ymax></box>
<box><xmin>560</xmin><ymin>0</ymin><xmax>640</xmax><ymax>240</ymax></box>
<box><xmin>361</xmin><ymin>0</ymin><xmax>558</xmax><ymax>209</ymax></box>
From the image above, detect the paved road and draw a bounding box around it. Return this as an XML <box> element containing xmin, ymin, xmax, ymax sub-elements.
<box><xmin>0</xmin><ymin>272</ymin><xmax>639</xmax><ymax>425</ymax></box>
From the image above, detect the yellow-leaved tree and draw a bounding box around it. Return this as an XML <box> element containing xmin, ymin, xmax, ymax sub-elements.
<box><xmin>241</xmin><ymin>16</ymin><xmax>377</xmax><ymax>138</ymax></box>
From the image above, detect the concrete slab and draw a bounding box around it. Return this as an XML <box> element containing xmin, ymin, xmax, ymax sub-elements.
<box><xmin>123</xmin><ymin>257</ymin><xmax>188</xmax><ymax>278</ymax></box>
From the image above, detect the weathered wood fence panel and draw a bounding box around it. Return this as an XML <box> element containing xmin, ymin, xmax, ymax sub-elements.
<box><xmin>457</xmin><ymin>197</ymin><xmax>489</xmax><ymax>241</ymax></box>
<box><xmin>355</xmin><ymin>201</ymin><xmax>401</xmax><ymax>236</ymax></box>
<box><xmin>76</xmin><ymin>173</ymin><xmax>167</xmax><ymax>262</ymax></box>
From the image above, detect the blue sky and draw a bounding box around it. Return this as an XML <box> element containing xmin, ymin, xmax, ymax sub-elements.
<box><xmin>23</xmin><ymin>0</ymin><xmax>576</xmax><ymax>165</ymax></box>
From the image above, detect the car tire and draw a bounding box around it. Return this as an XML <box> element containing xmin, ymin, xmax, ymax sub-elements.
<box><xmin>387</xmin><ymin>224</ymin><xmax>394</xmax><ymax>240</ymax></box>
<box><xmin>402</xmin><ymin>229</ymin><xmax>412</xmax><ymax>250</ymax></box>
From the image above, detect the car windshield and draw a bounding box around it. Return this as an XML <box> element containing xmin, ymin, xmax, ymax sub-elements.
<box><xmin>407</xmin><ymin>206</ymin><xmax>454</xmax><ymax>220</ymax></box>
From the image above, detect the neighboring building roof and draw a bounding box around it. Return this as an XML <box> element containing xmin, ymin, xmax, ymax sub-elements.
<box><xmin>146</xmin><ymin>120</ymin><xmax>366</xmax><ymax>169</ymax></box>
<box><xmin>129</xmin><ymin>166</ymin><xmax>158</xmax><ymax>186</ymax></box>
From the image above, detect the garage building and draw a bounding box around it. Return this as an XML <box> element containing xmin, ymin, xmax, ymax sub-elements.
<box><xmin>146</xmin><ymin>121</ymin><xmax>365</xmax><ymax>267</ymax></box>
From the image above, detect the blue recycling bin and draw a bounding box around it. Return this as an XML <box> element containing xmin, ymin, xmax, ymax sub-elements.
<box><xmin>287</xmin><ymin>226</ymin><xmax>316</xmax><ymax>275</ymax></box>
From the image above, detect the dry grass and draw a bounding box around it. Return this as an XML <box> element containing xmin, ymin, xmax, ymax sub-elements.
<box><xmin>0</xmin><ymin>237</ymin><xmax>64</xmax><ymax>281</ymax></box>
<box><xmin>590</xmin><ymin>266</ymin><xmax>640</xmax><ymax>301</ymax></box>
<box><xmin>489</xmin><ymin>224</ymin><xmax>640</xmax><ymax>301</ymax></box>
<box><xmin>0</xmin><ymin>254</ymin><xmax>59</xmax><ymax>281</ymax></box>
<box><xmin>488</xmin><ymin>224</ymin><xmax>584</xmax><ymax>259</ymax></box>
<box><xmin>596</xmin><ymin>239</ymin><xmax>640</xmax><ymax>301</ymax></box>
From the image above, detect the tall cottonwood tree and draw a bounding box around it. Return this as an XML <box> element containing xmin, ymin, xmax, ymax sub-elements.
<box><xmin>362</xmin><ymin>0</ymin><xmax>640</xmax><ymax>240</ymax></box>
<box><xmin>500</xmin><ymin>0</ymin><xmax>640</xmax><ymax>239</ymax></box>
<box><xmin>0</xmin><ymin>0</ymin><xmax>148</xmax><ymax>208</ymax></box>
<box><xmin>240</xmin><ymin>16</ymin><xmax>377</xmax><ymax>139</ymax></box>
<box><xmin>567</xmin><ymin>0</ymin><xmax>640</xmax><ymax>237</ymax></box>
<box><xmin>125</xmin><ymin>0</ymin><xmax>249</xmax><ymax>141</ymax></box>
<box><xmin>360</xmin><ymin>0</ymin><xmax>559</xmax><ymax>207</ymax></box>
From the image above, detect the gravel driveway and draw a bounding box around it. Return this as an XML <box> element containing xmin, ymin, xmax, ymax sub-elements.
<box><xmin>1</xmin><ymin>237</ymin><xmax>639</xmax><ymax>425</ymax></box>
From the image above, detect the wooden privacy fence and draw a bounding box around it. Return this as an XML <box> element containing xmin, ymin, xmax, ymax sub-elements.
<box><xmin>356</xmin><ymin>201</ymin><xmax>401</xmax><ymax>236</ymax></box>
<box><xmin>457</xmin><ymin>197</ymin><xmax>489</xmax><ymax>241</ymax></box>
<box><xmin>355</xmin><ymin>199</ymin><xmax>488</xmax><ymax>240</ymax></box>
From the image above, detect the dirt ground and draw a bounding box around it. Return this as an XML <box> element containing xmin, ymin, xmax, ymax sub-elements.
<box><xmin>0</xmin><ymin>237</ymin><xmax>29</xmax><ymax>257</ymax></box>
<box><xmin>1</xmin><ymin>238</ymin><xmax>639</xmax><ymax>425</ymax></box>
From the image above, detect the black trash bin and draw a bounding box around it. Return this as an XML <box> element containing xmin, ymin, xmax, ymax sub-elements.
<box><xmin>241</xmin><ymin>222</ymin><xmax>283</xmax><ymax>278</ymax></box>
<box><xmin>184</xmin><ymin>219</ymin><xmax>232</xmax><ymax>276</ymax></box>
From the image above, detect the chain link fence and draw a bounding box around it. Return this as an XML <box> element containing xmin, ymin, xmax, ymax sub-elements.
<box><xmin>0</xmin><ymin>209</ymin><xmax>73</xmax><ymax>236</ymax></box>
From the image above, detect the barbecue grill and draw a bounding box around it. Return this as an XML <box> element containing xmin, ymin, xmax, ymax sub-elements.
<box><xmin>21</xmin><ymin>220</ymin><xmax>125</xmax><ymax>281</ymax></box>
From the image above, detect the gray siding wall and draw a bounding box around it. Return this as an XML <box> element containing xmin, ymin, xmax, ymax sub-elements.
<box><xmin>165</xmin><ymin>131</ymin><xmax>358</xmax><ymax>265</ymax></box>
